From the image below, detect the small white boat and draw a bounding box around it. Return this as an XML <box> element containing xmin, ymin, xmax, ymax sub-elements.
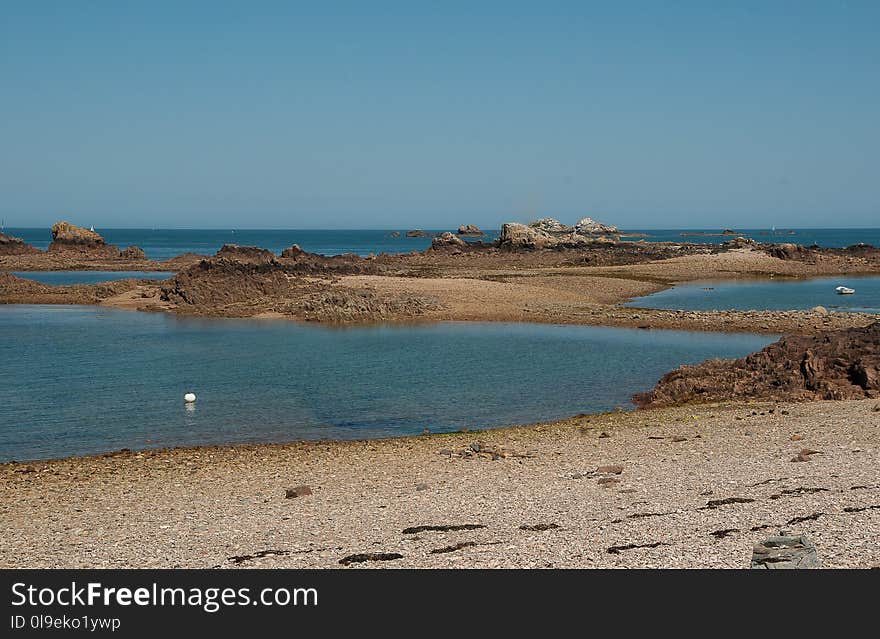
<box><xmin>835</xmin><ymin>286</ymin><xmax>855</xmax><ymax>295</ymax></box>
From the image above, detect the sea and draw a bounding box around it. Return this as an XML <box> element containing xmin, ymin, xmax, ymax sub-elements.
<box><xmin>0</xmin><ymin>307</ymin><xmax>774</xmax><ymax>462</ymax></box>
<box><xmin>5</xmin><ymin>227</ymin><xmax>880</xmax><ymax>261</ymax></box>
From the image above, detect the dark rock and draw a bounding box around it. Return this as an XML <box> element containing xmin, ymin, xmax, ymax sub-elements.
<box><xmin>710</xmin><ymin>528</ymin><xmax>738</xmax><ymax>539</ymax></box>
<box><xmin>751</xmin><ymin>534</ymin><xmax>821</xmax><ymax>569</ymax></box>
<box><xmin>634</xmin><ymin>322</ymin><xmax>880</xmax><ymax>408</ymax></box>
<box><xmin>704</xmin><ymin>496</ymin><xmax>755</xmax><ymax>509</ymax></box>
<box><xmin>285</xmin><ymin>485</ymin><xmax>312</xmax><ymax>498</ymax></box>
<box><xmin>405</xmin><ymin>229</ymin><xmax>430</xmax><ymax>237</ymax></box>
<box><xmin>768</xmin><ymin>243</ymin><xmax>810</xmax><ymax>260</ymax></box>
<box><xmin>415</xmin><ymin>483</ymin><xmax>429</xmax><ymax>491</ymax></box>
<box><xmin>339</xmin><ymin>552</ymin><xmax>403</xmax><ymax>566</ymax></box>
<box><xmin>519</xmin><ymin>523</ymin><xmax>560</xmax><ymax>531</ymax></box>
<box><xmin>402</xmin><ymin>524</ymin><xmax>485</xmax><ymax>535</ymax></box>
<box><xmin>119</xmin><ymin>246</ymin><xmax>146</xmax><ymax>260</ymax></box>
<box><xmin>0</xmin><ymin>231</ymin><xmax>40</xmax><ymax>255</ymax></box>
<box><xmin>430</xmin><ymin>542</ymin><xmax>477</xmax><ymax>554</ymax></box>
<box><xmin>280</xmin><ymin>244</ymin><xmax>306</xmax><ymax>259</ymax></box>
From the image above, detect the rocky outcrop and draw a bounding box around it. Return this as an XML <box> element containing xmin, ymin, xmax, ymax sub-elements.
<box><xmin>0</xmin><ymin>232</ymin><xmax>39</xmax><ymax>255</ymax></box>
<box><xmin>499</xmin><ymin>222</ymin><xmax>614</xmax><ymax>250</ymax></box>
<box><xmin>49</xmin><ymin>221</ymin><xmax>105</xmax><ymax>248</ymax></box>
<box><xmin>634</xmin><ymin>321</ymin><xmax>880</xmax><ymax>408</ymax></box>
<box><xmin>722</xmin><ymin>237</ymin><xmax>758</xmax><ymax>249</ymax></box>
<box><xmin>574</xmin><ymin>217</ymin><xmax>619</xmax><ymax>235</ymax></box>
<box><xmin>406</xmin><ymin>230</ymin><xmax>430</xmax><ymax>238</ymax></box>
<box><xmin>456</xmin><ymin>224</ymin><xmax>483</xmax><ymax>236</ymax></box>
<box><xmin>280</xmin><ymin>244</ymin><xmax>306</xmax><ymax>259</ymax></box>
<box><xmin>47</xmin><ymin>221</ymin><xmax>120</xmax><ymax>258</ymax></box>
<box><xmin>159</xmin><ymin>257</ymin><xmax>437</xmax><ymax>321</ymax></box>
<box><xmin>119</xmin><ymin>246</ymin><xmax>146</xmax><ymax>260</ymax></box>
<box><xmin>430</xmin><ymin>232</ymin><xmax>468</xmax><ymax>251</ymax></box>
<box><xmin>529</xmin><ymin>217</ymin><xmax>571</xmax><ymax>234</ymax></box>
<box><xmin>768</xmin><ymin>243</ymin><xmax>811</xmax><ymax>260</ymax></box>
<box><xmin>215</xmin><ymin>244</ymin><xmax>276</xmax><ymax>263</ymax></box>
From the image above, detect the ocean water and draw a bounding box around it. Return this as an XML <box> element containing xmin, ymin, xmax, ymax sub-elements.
<box><xmin>5</xmin><ymin>227</ymin><xmax>880</xmax><ymax>260</ymax></box>
<box><xmin>13</xmin><ymin>271</ymin><xmax>174</xmax><ymax>286</ymax></box>
<box><xmin>0</xmin><ymin>306</ymin><xmax>773</xmax><ymax>462</ymax></box>
<box><xmin>626</xmin><ymin>275</ymin><xmax>880</xmax><ymax>313</ymax></box>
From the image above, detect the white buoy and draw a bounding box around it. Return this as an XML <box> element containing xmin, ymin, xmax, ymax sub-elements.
<box><xmin>184</xmin><ymin>392</ymin><xmax>196</xmax><ymax>403</ymax></box>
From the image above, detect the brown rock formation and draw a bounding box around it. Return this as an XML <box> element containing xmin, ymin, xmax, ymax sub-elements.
<box><xmin>48</xmin><ymin>221</ymin><xmax>119</xmax><ymax>258</ymax></box>
<box><xmin>430</xmin><ymin>232</ymin><xmax>468</xmax><ymax>251</ymax></box>
<box><xmin>49</xmin><ymin>221</ymin><xmax>105</xmax><ymax>247</ymax></box>
<box><xmin>215</xmin><ymin>244</ymin><xmax>276</xmax><ymax>263</ymax></box>
<box><xmin>119</xmin><ymin>246</ymin><xmax>146</xmax><ymax>260</ymax></box>
<box><xmin>0</xmin><ymin>232</ymin><xmax>39</xmax><ymax>255</ymax></box>
<box><xmin>159</xmin><ymin>257</ymin><xmax>436</xmax><ymax>321</ymax></box>
<box><xmin>634</xmin><ymin>322</ymin><xmax>880</xmax><ymax>408</ymax></box>
<box><xmin>280</xmin><ymin>244</ymin><xmax>306</xmax><ymax>259</ymax></box>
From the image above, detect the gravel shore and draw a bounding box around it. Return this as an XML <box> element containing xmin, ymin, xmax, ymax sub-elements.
<box><xmin>2</xmin><ymin>399</ymin><xmax>878</xmax><ymax>569</ymax></box>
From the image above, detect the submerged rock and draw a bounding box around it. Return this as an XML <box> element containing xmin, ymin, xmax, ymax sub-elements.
<box><xmin>751</xmin><ymin>533</ymin><xmax>821</xmax><ymax>569</ymax></box>
<box><xmin>634</xmin><ymin>321</ymin><xmax>880</xmax><ymax>408</ymax></box>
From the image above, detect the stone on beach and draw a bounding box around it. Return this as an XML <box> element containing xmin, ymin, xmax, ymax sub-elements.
<box><xmin>751</xmin><ymin>533</ymin><xmax>821</xmax><ymax>569</ymax></box>
<box><xmin>285</xmin><ymin>485</ymin><xmax>312</xmax><ymax>498</ymax></box>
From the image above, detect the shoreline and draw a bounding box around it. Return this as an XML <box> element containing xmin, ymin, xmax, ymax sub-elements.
<box><xmin>3</xmin><ymin>399</ymin><xmax>878</xmax><ymax>568</ymax></box>
<box><xmin>4</xmin><ymin>246</ymin><xmax>879</xmax><ymax>335</ymax></box>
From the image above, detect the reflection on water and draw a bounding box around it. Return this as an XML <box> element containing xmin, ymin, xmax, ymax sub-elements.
<box><xmin>12</xmin><ymin>271</ymin><xmax>174</xmax><ymax>286</ymax></box>
<box><xmin>0</xmin><ymin>305</ymin><xmax>774</xmax><ymax>461</ymax></box>
<box><xmin>626</xmin><ymin>276</ymin><xmax>880</xmax><ymax>313</ymax></box>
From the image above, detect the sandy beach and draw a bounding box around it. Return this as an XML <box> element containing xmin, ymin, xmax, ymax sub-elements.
<box><xmin>2</xmin><ymin>399</ymin><xmax>878</xmax><ymax>569</ymax></box>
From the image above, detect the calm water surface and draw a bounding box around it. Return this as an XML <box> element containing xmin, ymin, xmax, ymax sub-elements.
<box><xmin>0</xmin><ymin>306</ymin><xmax>774</xmax><ymax>462</ymax></box>
<box><xmin>13</xmin><ymin>271</ymin><xmax>174</xmax><ymax>285</ymax></box>
<box><xmin>626</xmin><ymin>275</ymin><xmax>880</xmax><ymax>313</ymax></box>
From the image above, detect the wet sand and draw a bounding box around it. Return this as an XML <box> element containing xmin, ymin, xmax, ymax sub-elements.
<box><xmin>2</xmin><ymin>399</ymin><xmax>878</xmax><ymax>569</ymax></box>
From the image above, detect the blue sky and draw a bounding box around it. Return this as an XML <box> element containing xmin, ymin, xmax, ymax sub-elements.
<box><xmin>1</xmin><ymin>1</ymin><xmax>877</xmax><ymax>229</ymax></box>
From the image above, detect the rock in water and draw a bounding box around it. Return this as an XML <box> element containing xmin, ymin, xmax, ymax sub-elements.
<box><xmin>405</xmin><ymin>229</ymin><xmax>430</xmax><ymax>237</ymax></box>
<box><xmin>574</xmin><ymin>217</ymin><xmax>619</xmax><ymax>235</ymax></box>
<box><xmin>456</xmin><ymin>224</ymin><xmax>484</xmax><ymax>236</ymax></box>
<box><xmin>430</xmin><ymin>232</ymin><xmax>468</xmax><ymax>250</ymax></box>
<box><xmin>751</xmin><ymin>534</ymin><xmax>821</xmax><ymax>569</ymax></box>
<box><xmin>50</xmin><ymin>221</ymin><xmax>106</xmax><ymax>247</ymax></box>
